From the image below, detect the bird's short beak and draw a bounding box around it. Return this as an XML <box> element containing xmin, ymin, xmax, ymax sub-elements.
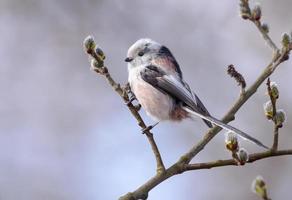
<box><xmin>125</xmin><ymin>57</ymin><xmax>134</xmax><ymax>62</ymax></box>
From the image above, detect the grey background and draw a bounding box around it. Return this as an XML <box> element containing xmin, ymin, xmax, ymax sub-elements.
<box><xmin>0</xmin><ymin>0</ymin><xmax>291</xmax><ymax>199</ymax></box>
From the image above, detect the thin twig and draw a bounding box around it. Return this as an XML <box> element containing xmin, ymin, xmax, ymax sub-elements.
<box><xmin>266</xmin><ymin>78</ymin><xmax>279</xmax><ymax>151</ymax></box>
<box><xmin>119</xmin><ymin>2</ymin><xmax>292</xmax><ymax>198</ymax></box>
<box><xmin>178</xmin><ymin>54</ymin><xmax>286</xmax><ymax>165</ymax></box>
<box><xmin>266</xmin><ymin>78</ymin><xmax>277</xmax><ymax>117</ymax></box>
<box><xmin>119</xmin><ymin>48</ymin><xmax>290</xmax><ymax>200</ymax></box>
<box><xmin>272</xmin><ymin>126</ymin><xmax>279</xmax><ymax>151</ymax></box>
<box><xmin>84</xmin><ymin>39</ymin><xmax>166</xmax><ymax>174</ymax></box>
<box><xmin>84</xmin><ymin>1</ymin><xmax>292</xmax><ymax>198</ymax></box>
<box><xmin>253</xmin><ymin>21</ymin><xmax>280</xmax><ymax>55</ymax></box>
<box><xmin>103</xmin><ymin>68</ymin><xmax>166</xmax><ymax>173</ymax></box>
<box><xmin>185</xmin><ymin>149</ymin><xmax>292</xmax><ymax>171</ymax></box>
<box><xmin>239</xmin><ymin>1</ymin><xmax>280</xmax><ymax>55</ymax></box>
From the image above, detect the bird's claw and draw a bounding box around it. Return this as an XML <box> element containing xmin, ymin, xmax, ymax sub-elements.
<box><xmin>125</xmin><ymin>96</ymin><xmax>136</xmax><ymax>106</ymax></box>
<box><xmin>123</xmin><ymin>84</ymin><xmax>138</xmax><ymax>106</ymax></box>
<box><xmin>141</xmin><ymin>122</ymin><xmax>159</xmax><ymax>134</ymax></box>
<box><xmin>134</xmin><ymin>104</ymin><xmax>141</xmax><ymax>111</ymax></box>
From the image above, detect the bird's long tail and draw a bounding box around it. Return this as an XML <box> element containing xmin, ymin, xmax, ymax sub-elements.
<box><xmin>183</xmin><ymin>107</ymin><xmax>268</xmax><ymax>149</ymax></box>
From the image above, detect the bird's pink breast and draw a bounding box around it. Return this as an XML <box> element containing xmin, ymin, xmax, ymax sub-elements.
<box><xmin>130</xmin><ymin>76</ymin><xmax>173</xmax><ymax>122</ymax></box>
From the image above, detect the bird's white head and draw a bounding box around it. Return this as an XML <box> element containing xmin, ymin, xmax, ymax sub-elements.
<box><xmin>125</xmin><ymin>38</ymin><xmax>162</xmax><ymax>70</ymax></box>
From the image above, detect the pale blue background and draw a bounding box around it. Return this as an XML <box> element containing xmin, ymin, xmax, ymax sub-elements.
<box><xmin>0</xmin><ymin>0</ymin><xmax>291</xmax><ymax>199</ymax></box>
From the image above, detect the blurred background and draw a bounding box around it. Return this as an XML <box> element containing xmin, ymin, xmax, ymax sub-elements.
<box><xmin>0</xmin><ymin>0</ymin><xmax>291</xmax><ymax>199</ymax></box>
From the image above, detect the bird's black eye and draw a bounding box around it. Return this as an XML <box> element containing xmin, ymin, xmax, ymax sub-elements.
<box><xmin>138</xmin><ymin>51</ymin><xmax>144</xmax><ymax>56</ymax></box>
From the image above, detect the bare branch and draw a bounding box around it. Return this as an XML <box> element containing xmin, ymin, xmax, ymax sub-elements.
<box><xmin>253</xmin><ymin>20</ymin><xmax>280</xmax><ymax>55</ymax></box>
<box><xmin>119</xmin><ymin>47</ymin><xmax>290</xmax><ymax>200</ymax></box>
<box><xmin>239</xmin><ymin>1</ymin><xmax>280</xmax><ymax>55</ymax></box>
<box><xmin>83</xmin><ymin>36</ymin><xmax>166</xmax><ymax>174</ymax></box>
<box><xmin>118</xmin><ymin>2</ymin><xmax>292</xmax><ymax>198</ymax></box>
<box><xmin>185</xmin><ymin>149</ymin><xmax>292</xmax><ymax>171</ymax></box>
<box><xmin>177</xmin><ymin>52</ymin><xmax>288</xmax><ymax>165</ymax></box>
<box><xmin>251</xmin><ymin>176</ymin><xmax>271</xmax><ymax>200</ymax></box>
<box><xmin>272</xmin><ymin>126</ymin><xmax>279</xmax><ymax>151</ymax></box>
<box><xmin>266</xmin><ymin>78</ymin><xmax>279</xmax><ymax>151</ymax></box>
<box><xmin>83</xmin><ymin>1</ymin><xmax>292</xmax><ymax>199</ymax></box>
<box><xmin>266</xmin><ymin>78</ymin><xmax>277</xmax><ymax>117</ymax></box>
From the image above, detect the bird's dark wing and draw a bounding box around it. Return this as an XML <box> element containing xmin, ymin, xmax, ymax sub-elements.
<box><xmin>183</xmin><ymin>82</ymin><xmax>212</xmax><ymax>128</ymax></box>
<box><xmin>140</xmin><ymin>65</ymin><xmax>268</xmax><ymax>149</ymax></box>
<box><xmin>141</xmin><ymin>65</ymin><xmax>211</xmax><ymax>117</ymax></box>
<box><xmin>140</xmin><ymin>65</ymin><xmax>199</xmax><ymax>112</ymax></box>
<box><xmin>158</xmin><ymin>46</ymin><xmax>211</xmax><ymax>126</ymax></box>
<box><xmin>158</xmin><ymin>46</ymin><xmax>182</xmax><ymax>78</ymax></box>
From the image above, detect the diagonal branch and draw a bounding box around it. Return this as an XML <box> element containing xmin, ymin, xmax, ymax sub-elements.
<box><xmin>240</xmin><ymin>0</ymin><xmax>280</xmax><ymax>55</ymax></box>
<box><xmin>119</xmin><ymin>1</ymin><xmax>291</xmax><ymax>198</ymax></box>
<box><xmin>119</xmin><ymin>43</ymin><xmax>290</xmax><ymax>200</ymax></box>
<box><xmin>83</xmin><ymin>36</ymin><xmax>166</xmax><ymax>174</ymax></box>
<box><xmin>253</xmin><ymin>20</ymin><xmax>279</xmax><ymax>55</ymax></box>
<box><xmin>178</xmin><ymin>53</ymin><xmax>287</xmax><ymax>165</ymax></box>
<box><xmin>84</xmin><ymin>2</ymin><xmax>291</xmax><ymax>199</ymax></box>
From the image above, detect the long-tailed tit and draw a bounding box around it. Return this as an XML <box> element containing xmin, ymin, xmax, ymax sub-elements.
<box><xmin>125</xmin><ymin>38</ymin><xmax>267</xmax><ymax>149</ymax></box>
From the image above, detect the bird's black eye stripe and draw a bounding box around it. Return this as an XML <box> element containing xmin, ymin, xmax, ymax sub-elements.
<box><xmin>138</xmin><ymin>51</ymin><xmax>144</xmax><ymax>56</ymax></box>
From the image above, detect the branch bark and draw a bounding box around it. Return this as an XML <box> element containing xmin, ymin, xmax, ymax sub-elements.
<box><xmin>119</xmin><ymin>50</ymin><xmax>290</xmax><ymax>200</ymax></box>
<box><xmin>185</xmin><ymin>149</ymin><xmax>292</xmax><ymax>171</ymax></box>
<box><xmin>266</xmin><ymin>78</ymin><xmax>280</xmax><ymax>151</ymax></box>
<box><xmin>118</xmin><ymin>1</ymin><xmax>292</xmax><ymax>198</ymax></box>
<box><xmin>102</xmin><ymin>68</ymin><xmax>166</xmax><ymax>174</ymax></box>
<box><xmin>83</xmin><ymin>1</ymin><xmax>292</xmax><ymax>199</ymax></box>
<box><xmin>84</xmin><ymin>37</ymin><xmax>166</xmax><ymax>174</ymax></box>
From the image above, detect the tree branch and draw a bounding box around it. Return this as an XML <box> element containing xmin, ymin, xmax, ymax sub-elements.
<box><xmin>177</xmin><ymin>52</ymin><xmax>287</xmax><ymax>165</ymax></box>
<box><xmin>104</xmin><ymin>67</ymin><xmax>166</xmax><ymax>174</ymax></box>
<box><xmin>240</xmin><ymin>0</ymin><xmax>280</xmax><ymax>56</ymax></box>
<box><xmin>185</xmin><ymin>149</ymin><xmax>292</xmax><ymax>171</ymax></box>
<box><xmin>118</xmin><ymin>1</ymin><xmax>292</xmax><ymax>198</ymax></box>
<box><xmin>83</xmin><ymin>1</ymin><xmax>292</xmax><ymax>199</ymax></box>
<box><xmin>272</xmin><ymin>126</ymin><xmax>279</xmax><ymax>151</ymax></box>
<box><xmin>266</xmin><ymin>78</ymin><xmax>280</xmax><ymax>151</ymax></box>
<box><xmin>253</xmin><ymin>20</ymin><xmax>279</xmax><ymax>55</ymax></box>
<box><xmin>83</xmin><ymin>37</ymin><xmax>166</xmax><ymax>174</ymax></box>
<box><xmin>119</xmin><ymin>51</ymin><xmax>290</xmax><ymax>200</ymax></box>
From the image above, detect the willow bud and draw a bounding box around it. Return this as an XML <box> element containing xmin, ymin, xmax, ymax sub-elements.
<box><xmin>282</xmin><ymin>33</ymin><xmax>290</xmax><ymax>49</ymax></box>
<box><xmin>263</xmin><ymin>101</ymin><xmax>273</xmax><ymax>120</ymax></box>
<box><xmin>225</xmin><ymin>131</ymin><xmax>239</xmax><ymax>152</ymax></box>
<box><xmin>83</xmin><ymin>35</ymin><xmax>96</xmax><ymax>53</ymax></box>
<box><xmin>270</xmin><ymin>82</ymin><xmax>279</xmax><ymax>99</ymax></box>
<box><xmin>251</xmin><ymin>5</ymin><xmax>262</xmax><ymax>21</ymax></box>
<box><xmin>251</xmin><ymin>176</ymin><xmax>268</xmax><ymax>200</ymax></box>
<box><xmin>237</xmin><ymin>148</ymin><xmax>249</xmax><ymax>165</ymax></box>
<box><xmin>261</xmin><ymin>23</ymin><xmax>269</xmax><ymax>33</ymax></box>
<box><xmin>96</xmin><ymin>47</ymin><xmax>106</xmax><ymax>61</ymax></box>
<box><xmin>90</xmin><ymin>59</ymin><xmax>101</xmax><ymax>69</ymax></box>
<box><xmin>274</xmin><ymin>109</ymin><xmax>286</xmax><ymax>127</ymax></box>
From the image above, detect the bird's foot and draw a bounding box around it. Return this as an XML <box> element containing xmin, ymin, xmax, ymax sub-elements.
<box><xmin>142</xmin><ymin>122</ymin><xmax>159</xmax><ymax>134</ymax></box>
<box><xmin>125</xmin><ymin>95</ymin><xmax>137</xmax><ymax>106</ymax></box>
<box><xmin>134</xmin><ymin>104</ymin><xmax>141</xmax><ymax>111</ymax></box>
<box><xmin>124</xmin><ymin>84</ymin><xmax>138</xmax><ymax>106</ymax></box>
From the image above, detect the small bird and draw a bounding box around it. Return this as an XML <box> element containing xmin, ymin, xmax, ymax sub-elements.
<box><xmin>125</xmin><ymin>38</ymin><xmax>267</xmax><ymax>149</ymax></box>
